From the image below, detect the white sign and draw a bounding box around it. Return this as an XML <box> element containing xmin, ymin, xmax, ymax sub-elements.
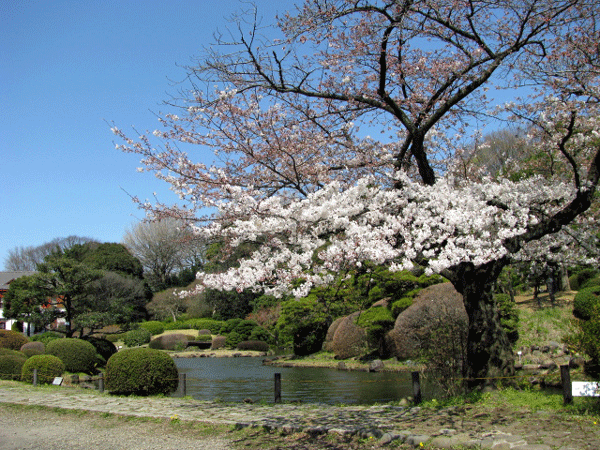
<box><xmin>572</xmin><ymin>381</ymin><xmax>600</xmax><ymax>397</ymax></box>
<box><xmin>52</xmin><ymin>377</ymin><xmax>63</xmax><ymax>386</ymax></box>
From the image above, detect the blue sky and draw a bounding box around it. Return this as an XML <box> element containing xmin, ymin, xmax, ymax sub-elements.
<box><xmin>1</xmin><ymin>0</ymin><xmax>294</xmax><ymax>269</ymax></box>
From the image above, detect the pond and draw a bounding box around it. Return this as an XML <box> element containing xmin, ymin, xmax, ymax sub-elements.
<box><xmin>174</xmin><ymin>357</ymin><xmax>438</xmax><ymax>405</ymax></box>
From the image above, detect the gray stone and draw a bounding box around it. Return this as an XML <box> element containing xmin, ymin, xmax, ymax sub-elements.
<box><xmin>405</xmin><ymin>434</ymin><xmax>430</xmax><ymax>446</ymax></box>
<box><xmin>369</xmin><ymin>359</ymin><xmax>384</xmax><ymax>372</ymax></box>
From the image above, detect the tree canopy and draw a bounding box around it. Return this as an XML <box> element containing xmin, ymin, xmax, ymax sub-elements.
<box><xmin>113</xmin><ymin>0</ymin><xmax>600</xmax><ymax>387</ymax></box>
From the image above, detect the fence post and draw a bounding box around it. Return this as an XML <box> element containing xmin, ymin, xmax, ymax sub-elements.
<box><xmin>178</xmin><ymin>373</ymin><xmax>187</xmax><ymax>397</ymax></box>
<box><xmin>411</xmin><ymin>371</ymin><xmax>422</xmax><ymax>405</ymax></box>
<box><xmin>98</xmin><ymin>373</ymin><xmax>104</xmax><ymax>393</ymax></box>
<box><xmin>560</xmin><ymin>365</ymin><xmax>573</xmax><ymax>405</ymax></box>
<box><xmin>274</xmin><ymin>373</ymin><xmax>281</xmax><ymax>403</ymax></box>
<box><xmin>33</xmin><ymin>368</ymin><xmax>38</xmax><ymax>387</ymax></box>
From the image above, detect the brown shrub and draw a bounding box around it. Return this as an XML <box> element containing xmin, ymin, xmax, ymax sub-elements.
<box><xmin>385</xmin><ymin>283</ymin><xmax>467</xmax><ymax>360</ymax></box>
<box><xmin>211</xmin><ymin>335</ymin><xmax>226</xmax><ymax>350</ymax></box>
<box><xmin>20</xmin><ymin>341</ymin><xmax>45</xmax><ymax>357</ymax></box>
<box><xmin>323</xmin><ymin>317</ymin><xmax>345</xmax><ymax>352</ymax></box>
<box><xmin>0</xmin><ymin>330</ymin><xmax>29</xmax><ymax>350</ymax></box>
<box><xmin>331</xmin><ymin>312</ymin><xmax>368</xmax><ymax>359</ymax></box>
<box><xmin>148</xmin><ymin>333</ymin><xmax>190</xmax><ymax>350</ymax></box>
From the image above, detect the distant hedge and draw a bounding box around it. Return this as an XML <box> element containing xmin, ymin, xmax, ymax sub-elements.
<box><xmin>105</xmin><ymin>348</ymin><xmax>179</xmax><ymax>396</ymax></box>
<box><xmin>138</xmin><ymin>321</ymin><xmax>165</xmax><ymax>336</ymax></box>
<box><xmin>148</xmin><ymin>333</ymin><xmax>190</xmax><ymax>351</ymax></box>
<box><xmin>237</xmin><ymin>340</ymin><xmax>269</xmax><ymax>352</ymax></box>
<box><xmin>46</xmin><ymin>338</ymin><xmax>98</xmax><ymax>374</ymax></box>
<box><xmin>123</xmin><ymin>329</ymin><xmax>152</xmax><ymax>347</ymax></box>
<box><xmin>0</xmin><ymin>330</ymin><xmax>29</xmax><ymax>351</ymax></box>
<box><xmin>20</xmin><ymin>341</ymin><xmax>45</xmax><ymax>358</ymax></box>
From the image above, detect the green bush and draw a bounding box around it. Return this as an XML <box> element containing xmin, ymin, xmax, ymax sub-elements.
<box><xmin>237</xmin><ymin>340</ymin><xmax>269</xmax><ymax>352</ymax></box>
<box><xmin>31</xmin><ymin>331</ymin><xmax>63</xmax><ymax>345</ymax></box>
<box><xmin>495</xmin><ymin>293</ymin><xmax>519</xmax><ymax>344</ymax></box>
<box><xmin>138</xmin><ymin>321</ymin><xmax>165</xmax><ymax>336</ymax></box>
<box><xmin>105</xmin><ymin>348</ymin><xmax>179</xmax><ymax>395</ymax></box>
<box><xmin>0</xmin><ymin>354</ymin><xmax>28</xmax><ymax>380</ymax></box>
<box><xmin>20</xmin><ymin>341</ymin><xmax>45</xmax><ymax>358</ymax></box>
<box><xmin>391</xmin><ymin>297</ymin><xmax>414</xmax><ymax>318</ymax></box>
<box><xmin>581</xmin><ymin>277</ymin><xmax>600</xmax><ymax>290</ymax></box>
<box><xmin>223</xmin><ymin>320</ymin><xmax>259</xmax><ymax>348</ymax></box>
<box><xmin>569</xmin><ymin>268</ymin><xmax>599</xmax><ymax>291</ymax></box>
<box><xmin>197</xmin><ymin>334</ymin><xmax>212</xmax><ymax>342</ymax></box>
<box><xmin>0</xmin><ymin>348</ymin><xmax>26</xmax><ymax>358</ymax></box>
<box><xmin>21</xmin><ymin>354</ymin><xmax>65</xmax><ymax>384</ymax></box>
<box><xmin>0</xmin><ymin>330</ymin><xmax>29</xmax><ymax>350</ymax></box>
<box><xmin>123</xmin><ymin>329</ymin><xmax>152</xmax><ymax>347</ymax></box>
<box><xmin>45</xmin><ymin>338</ymin><xmax>98</xmax><ymax>374</ymax></box>
<box><xmin>573</xmin><ymin>286</ymin><xmax>600</xmax><ymax>320</ymax></box>
<box><xmin>81</xmin><ymin>336</ymin><xmax>117</xmax><ymax>363</ymax></box>
<box><xmin>186</xmin><ymin>318</ymin><xmax>224</xmax><ymax>332</ymax></box>
<box><xmin>148</xmin><ymin>333</ymin><xmax>189</xmax><ymax>350</ymax></box>
<box><xmin>197</xmin><ymin>329</ymin><xmax>213</xmax><ymax>336</ymax></box>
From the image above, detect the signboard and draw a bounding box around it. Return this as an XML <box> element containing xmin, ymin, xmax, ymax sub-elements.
<box><xmin>52</xmin><ymin>377</ymin><xmax>63</xmax><ymax>386</ymax></box>
<box><xmin>572</xmin><ymin>381</ymin><xmax>600</xmax><ymax>397</ymax></box>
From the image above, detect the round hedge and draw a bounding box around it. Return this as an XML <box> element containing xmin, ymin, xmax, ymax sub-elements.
<box><xmin>31</xmin><ymin>331</ymin><xmax>63</xmax><ymax>345</ymax></box>
<box><xmin>123</xmin><ymin>328</ymin><xmax>152</xmax><ymax>347</ymax></box>
<box><xmin>81</xmin><ymin>336</ymin><xmax>117</xmax><ymax>363</ymax></box>
<box><xmin>573</xmin><ymin>286</ymin><xmax>600</xmax><ymax>320</ymax></box>
<box><xmin>20</xmin><ymin>341</ymin><xmax>45</xmax><ymax>358</ymax></box>
<box><xmin>105</xmin><ymin>348</ymin><xmax>179</xmax><ymax>395</ymax></box>
<box><xmin>21</xmin><ymin>354</ymin><xmax>65</xmax><ymax>384</ymax></box>
<box><xmin>0</xmin><ymin>354</ymin><xmax>28</xmax><ymax>380</ymax></box>
<box><xmin>45</xmin><ymin>338</ymin><xmax>98</xmax><ymax>374</ymax></box>
<box><xmin>0</xmin><ymin>330</ymin><xmax>29</xmax><ymax>350</ymax></box>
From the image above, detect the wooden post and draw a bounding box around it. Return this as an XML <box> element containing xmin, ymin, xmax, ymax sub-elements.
<box><xmin>178</xmin><ymin>373</ymin><xmax>187</xmax><ymax>397</ymax></box>
<box><xmin>411</xmin><ymin>371</ymin><xmax>422</xmax><ymax>405</ymax></box>
<box><xmin>274</xmin><ymin>373</ymin><xmax>281</xmax><ymax>403</ymax></box>
<box><xmin>561</xmin><ymin>365</ymin><xmax>573</xmax><ymax>405</ymax></box>
<box><xmin>98</xmin><ymin>373</ymin><xmax>104</xmax><ymax>393</ymax></box>
<box><xmin>33</xmin><ymin>368</ymin><xmax>38</xmax><ymax>387</ymax></box>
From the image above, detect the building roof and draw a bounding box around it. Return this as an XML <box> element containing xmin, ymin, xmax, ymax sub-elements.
<box><xmin>0</xmin><ymin>271</ymin><xmax>37</xmax><ymax>291</ymax></box>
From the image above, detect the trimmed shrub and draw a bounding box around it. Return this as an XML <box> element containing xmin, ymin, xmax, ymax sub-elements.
<box><xmin>0</xmin><ymin>348</ymin><xmax>26</xmax><ymax>358</ymax></box>
<box><xmin>197</xmin><ymin>329</ymin><xmax>212</xmax><ymax>336</ymax></box>
<box><xmin>20</xmin><ymin>341</ymin><xmax>45</xmax><ymax>358</ymax></box>
<box><xmin>581</xmin><ymin>277</ymin><xmax>600</xmax><ymax>290</ymax></box>
<box><xmin>148</xmin><ymin>333</ymin><xmax>189</xmax><ymax>351</ymax></box>
<box><xmin>573</xmin><ymin>286</ymin><xmax>600</xmax><ymax>320</ymax></box>
<box><xmin>0</xmin><ymin>330</ymin><xmax>29</xmax><ymax>350</ymax></box>
<box><xmin>197</xmin><ymin>334</ymin><xmax>212</xmax><ymax>342</ymax></box>
<box><xmin>138</xmin><ymin>321</ymin><xmax>165</xmax><ymax>336</ymax></box>
<box><xmin>21</xmin><ymin>354</ymin><xmax>65</xmax><ymax>384</ymax></box>
<box><xmin>211</xmin><ymin>336</ymin><xmax>226</xmax><ymax>350</ymax></box>
<box><xmin>569</xmin><ymin>268</ymin><xmax>599</xmax><ymax>291</ymax></box>
<box><xmin>237</xmin><ymin>340</ymin><xmax>269</xmax><ymax>352</ymax></box>
<box><xmin>123</xmin><ymin>328</ymin><xmax>152</xmax><ymax>347</ymax></box>
<box><xmin>31</xmin><ymin>331</ymin><xmax>63</xmax><ymax>345</ymax></box>
<box><xmin>81</xmin><ymin>336</ymin><xmax>117</xmax><ymax>363</ymax></box>
<box><xmin>0</xmin><ymin>354</ymin><xmax>28</xmax><ymax>380</ymax></box>
<box><xmin>45</xmin><ymin>338</ymin><xmax>98</xmax><ymax>374</ymax></box>
<box><xmin>222</xmin><ymin>320</ymin><xmax>260</xmax><ymax>349</ymax></box>
<box><xmin>105</xmin><ymin>348</ymin><xmax>179</xmax><ymax>396</ymax></box>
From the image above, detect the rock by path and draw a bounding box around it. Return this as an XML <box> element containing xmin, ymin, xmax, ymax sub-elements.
<box><xmin>0</xmin><ymin>382</ymin><xmax>598</xmax><ymax>449</ymax></box>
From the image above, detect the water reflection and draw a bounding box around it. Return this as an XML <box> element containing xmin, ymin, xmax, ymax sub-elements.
<box><xmin>174</xmin><ymin>357</ymin><xmax>435</xmax><ymax>404</ymax></box>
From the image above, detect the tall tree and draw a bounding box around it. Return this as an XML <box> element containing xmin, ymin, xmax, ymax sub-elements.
<box><xmin>122</xmin><ymin>218</ymin><xmax>206</xmax><ymax>291</ymax></box>
<box><xmin>114</xmin><ymin>0</ymin><xmax>600</xmax><ymax>387</ymax></box>
<box><xmin>4</xmin><ymin>236</ymin><xmax>98</xmax><ymax>271</ymax></box>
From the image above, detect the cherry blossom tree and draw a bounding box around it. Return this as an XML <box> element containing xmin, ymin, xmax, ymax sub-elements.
<box><xmin>113</xmin><ymin>0</ymin><xmax>600</xmax><ymax>387</ymax></box>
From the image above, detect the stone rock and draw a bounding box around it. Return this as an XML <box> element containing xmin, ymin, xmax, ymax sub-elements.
<box><xmin>385</xmin><ymin>283</ymin><xmax>467</xmax><ymax>360</ymax></box>
<box><xmin>569</xmin><ymin>356</ymin><xmax>586</xmax><ymax>368</ymax></box>
<box><xmin>369</xmin><ymin>359</ymin><xmax>384</xmax><ymax>372</ymax></box>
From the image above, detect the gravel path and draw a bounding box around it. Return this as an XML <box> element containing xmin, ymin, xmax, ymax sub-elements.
<box><xmin>0</xmin><ymin>407</ymin><xmax>231</xmax><ymax>450</ymax></box>
<box><xmin>1</xmin><ymin>381</ymin><xmax>599</xmax><ymax>449</ymax></box>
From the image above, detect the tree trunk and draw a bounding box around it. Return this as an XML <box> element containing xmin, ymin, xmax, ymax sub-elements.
<box><xmin>446</xmin><ymin>259</ymin><xmax>515</xmax><ymax>389</ymax></box>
